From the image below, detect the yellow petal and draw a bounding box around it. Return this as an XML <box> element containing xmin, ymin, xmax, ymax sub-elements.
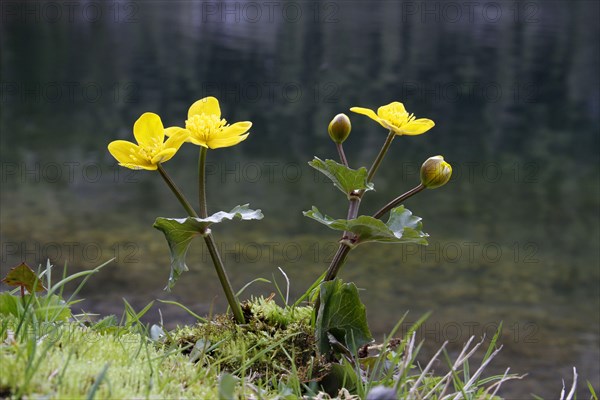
<box><xmin>133</xmin><ymin>112</ymin><xmax>164</xmax><ymax>148</ymax></box>
<box><xmin>165</xmin><ymin>126</ymin><xmax>186</xmax><ymax>137</ymax></box>
<box><xmin>151</xmin><ymin>148</ymin><xmax>177</xmax><ymax>164</ymax></box>
<box><xmin>123</xmin><ymin>162</ymin><xmax>157</xmax><ymax>171</ymax></box>
<box><xmin>216</xmin><ymin>121</ymin><xmax>252</xmax><ymax>140</ymax></box>
<box><xmin>350</xmin><ymin>107</ymin><xmax>380</xmax><ymax>121</ymax></box>
<box><xmin>377</xmin><ymin>102</ymin><xmax>407</xmax><ymax>117</ymax></box>
<box><xmin>188</xmin><ymin>96</ymin><xmax>221</xmax><ymax>119</ymax></box>
<box><xmin>188</xmin><ymin>136</ymin><xmax>209</xmax><ymax>148</ymax></box>
<box><xmin>108</xmin><ymin>140</ymin><xmax>155</xmax><ymax>170</ymax></box>
<box><xmin>350</xmin><ymin>106</ymin><xmax>392</xmax><ymax>130</ymax></box>
<box><xmin>207</xmin><ymin>133</ymin><xmax>249</xmax><ymax>149</ymax></box>
<box><xmin>399</xmin><ymin>119</ymin><xmax>435</xmax><ymax>135</ymax></box>
<box><xmin>377</xmin><ymin>119</ymin><xmax>397</xmax><ymax>131</ymax></box>
<box><xmin>163</xmin><ymin>128</ymin><xmax>190</xmax><ymax>149</ymax></box>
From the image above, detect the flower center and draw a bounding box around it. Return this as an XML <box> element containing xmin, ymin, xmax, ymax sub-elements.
<box><xmin>186</xmin><ymin>114</ymin><xmax>227</xmax><ymax>142</ymax></box>
<box><xmin>137</xmin><ymin>137</ymin><xmax>163</xmax><ymax>160</ymax></box>
<box><xmin>380</xmin><ymin>108</ymin><xmax>415</xmax><ymax>128</ymax></box>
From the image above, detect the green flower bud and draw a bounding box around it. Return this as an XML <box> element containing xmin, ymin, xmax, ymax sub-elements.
<box><xmin>328</xmin><ymin>113</ymin><xmax>352</xmax><ymax>144</ymax></box>
<box><xmin>420</xmin><ymin>155</ymin><xmax>452</xmax><ymax>189</ymax></box>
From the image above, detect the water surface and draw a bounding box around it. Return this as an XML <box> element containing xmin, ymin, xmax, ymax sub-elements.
<box><xmin>1</xmin><ymin>1</ymin><xmax>599</xmax><ymax>397</ymax></box>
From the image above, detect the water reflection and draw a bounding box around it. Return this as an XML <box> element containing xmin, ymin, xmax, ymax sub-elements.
<box><xmin>1</xmin><ymin>0</ymin><xmax>598</xmax><ymax>397</ymax></box>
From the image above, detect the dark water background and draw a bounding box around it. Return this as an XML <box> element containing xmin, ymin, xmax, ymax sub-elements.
<box><xmin>1</xmin><ymin>0</ymin><xmax>599</xmax><ymax>397</ymax></box>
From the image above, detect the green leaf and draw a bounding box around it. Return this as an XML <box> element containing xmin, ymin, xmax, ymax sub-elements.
<box><xmin>1</xmin><ymin>262</ymin><xmax>45</xmax><ymax>293</ymax></box>
<box><xmin>309</xmin><ymin>157</ymin><xmax>374</xmax><ymax>198</ymax></box>
<box><xmin>92</xmin><ymin>315</ymin><xmax>119</xmax><ymax>332</ymax></box>
<box><xmin>303</xmin><ymin>205</ymin><xmax>428</xmax><ymax>246</ymax></box>
<box><xmin>319</xmin><ymin>359</ymin><xmax>358</xmax><ymax>395</ymax></box>
<box><xmin>153</xmin><ymin>204</ymin><xmax>263</xmax><ymax>290</ymax></box>
<box><xmin>218</xmin><ymin>373</ymin><xmax>237</xmax><ymax>400</ymax></box>
<box><xmin>316</xmin><ymin>279</ymin><xmax>373</xmax><ymax>354</ymax></box>
<box><xmin>0</xmin><ymin>292</ymin><xmax>21</xmax><ymax>318</ymax></box>
<box><xmin>0</xmin><ymin>293</ymin><xmax>71</xmax><ymax>321</ymax></box>
<box><xmin>35</xmin><ymin>294</ymin><xmax>72</xmax><ymax>321</ymax></box>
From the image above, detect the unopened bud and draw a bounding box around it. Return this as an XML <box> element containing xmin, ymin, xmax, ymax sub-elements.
<box><xmin>328</xmin><ymin>113</ymin><xmax>351</xmax><ymax>144</ymax></box>
<box><xmin>420</xmin><ymin>155</ymin><xmax>452</xmax><ymax>189</ymax></box>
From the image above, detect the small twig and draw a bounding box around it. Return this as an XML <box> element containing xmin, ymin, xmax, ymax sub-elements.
<box><xmin>566</xmin><ymin>367</ymin><xmax>578</xmax><ymax>400</ymax></box>
<box><xmin>453</xmin><ymin>345</ymin><xmax>503</xmax><ymax>399</ymax></box>
<box><xmin>408</xmin><ymin>341</ymin><xmax>448</xmax><ymax>399</ymax></box>
<box><xmin>436</xmin><ymin>336</ymin><xmax>483</xmax><ymax>398</ymax></box>
<box><xmin>277</xmin><ymin>267</ymin><xmax>290</xmax><ymax>306</ymax></box>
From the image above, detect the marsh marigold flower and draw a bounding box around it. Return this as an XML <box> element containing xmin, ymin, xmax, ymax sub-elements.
<box><xmin>108</xmin><ymin>112</ymin><xmax>189</xmax><ymax>170</ymax></box>
<box><xmin>420</xmin><ymin>155</ymin><xmax>452</xmax><ymax>189</ymax></box>
<box><xmin>350</xmin><ymin>102</ymin><xmax>435</xmax><ymax>136</ymax></box>
<box><xmin>167</xmin><ymin>96</ymin><xmax>252</xmax><ymax>149</ymax></box>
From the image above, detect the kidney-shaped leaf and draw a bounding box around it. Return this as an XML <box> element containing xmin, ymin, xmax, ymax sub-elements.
<box><xmin>154</xmin><ymin>204</ymin><xmax>263</xmax><ymax>290</ymax></box>
<box><xmin>309</xmin><ymin>157</ymin><xmax>374</xmax><ymax>198</ymax></box>
<box><xmin>1</xmin><ymin>262</ymin><xmax>45</xmax><ymax>293</ymax></box>
<box><xmin>316</xmin><ymin>279</ymin><xmax>373</xmax><ymax>354</ymax></box>
<box><xmin>303</xmin><ymin>205</ymin><xmax>428</xmax><ymax>246</ymax></box>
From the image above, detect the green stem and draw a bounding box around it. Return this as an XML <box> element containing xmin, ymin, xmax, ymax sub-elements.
<box><xmin>324</xmin><ymin>245</ymin><xmax>352</xmax><ymax>281</ymax></box>
<box><xmin>203</xmin><ymin>232</ymin><xmax>246</xmax><ymax>324</ymax></box>
<box><xmin>158</xmin><ymin>159</ymin><xmax>245</xmax><ymax>324</ymax></box>
<box><xmin>336</xmin><ymin>143</ymin><xmax>349</xmax><ymax>167</ymax></box>
<box><xmin>372</xmin><ymin>184</ymin><xmax>425</xmax><ymax>220</ymax></box>
<box><xmin>313</xmin><ymin>243</ymin><xmax>353</xmax><ymax>315</ymax></box>
<box><xmin>321</xmin><ymin>195</ymin><xmax>358</xmax><ymax>284</ymax></box>
<box><xmin>325</xmin><ymin>185</ymin><xmax>425</xmax><ymax>284</ymax></box>
<box><xmin>197</xmin><ymin>146</ymin><xmax>245</xmax><ymax>324</ymax></box>
<box><xmin>323</xmin><ymin>130</ymin><xmax>397</xmax><ymax>283</ymax></box>
<box><xmin>347</xmin><ymin>194</ymin><xmax>360</xmax><ymax>219</ymax></box>
<box><xmin>157</xmin><ymin>164</ymin><xmax>198</xmax><ymax>218</ymax></box>
<box><xmin>198</xmin><ymin>147</ymin><xmax>208</xmax><ymax>218</ymax></box>
<box><xmin>365</xmin><ymin>130</ymin><xmax>395</xmax><ymax>186</ymax></box>
<box><xmin>342</xmin><ymin>193</ymin><xmax>361</xmax><ymax>240</ymax></box>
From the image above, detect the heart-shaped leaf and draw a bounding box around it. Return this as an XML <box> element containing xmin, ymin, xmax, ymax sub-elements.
<box><xmin>309</xmin><ymin>157</ymin><xmax>374</xmax><ymax>198</ymax></box>
<box><xmin>154</xmin><ymin>204</ymin><xmax>263</xmax><ymax>290</ymax></box>
<box><xmin>1</xmin><ymin>262</ymin><xmax>45</xmax><ymax>293</ymax></box>
<box><xmin>303</xmin><ymin>205</ymin><xmax>428</xmax><ymax>246</ymax></box>
<box><xmin>316</xmin><ymin>279</ymin><xmax>373</xmax><ymax>354</ymax></box>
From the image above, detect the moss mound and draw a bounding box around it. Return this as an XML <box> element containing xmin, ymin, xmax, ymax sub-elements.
<box><xmin>165</xmin><ymin>297</ymin><xmax>327</xmax><ymax>383</ymax></box>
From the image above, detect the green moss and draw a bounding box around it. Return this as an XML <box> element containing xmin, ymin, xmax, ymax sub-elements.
<box><xmin>0</xmin><ymin>295</ymin><xmax>520</xmax><ymax>398</ymax></box>
<box><xmin>0</xmin><ymin>316</ymin><xmax>220</xmax><ymax>399</ymax></box>
<box><xmin>165</xmin><ymin>297</ymin><xmax>325</xmax><ymax>384</ymax></box>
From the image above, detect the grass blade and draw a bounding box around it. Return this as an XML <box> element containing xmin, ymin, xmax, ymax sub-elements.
<box><xmin>86</xmin><ymin>363</ymin><xmax>111</xmax><ymax>400</ymax></box>
<box><xmin>157</xmin><ymin>299</ymin><xmax>207</xmax><ymax>322</ymax></box>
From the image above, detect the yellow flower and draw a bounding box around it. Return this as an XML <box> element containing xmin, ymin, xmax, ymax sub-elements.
<box><xmin>167</xmin><ymin>96</ymin><xmax>252</xmax><ymax>149</ymax></box>
<box><xmin>350</xmin><ymin>102</ymin><xmax>435</xmax><ymax>135</ymax></box>
<box><xmin>108</xmin><ymin>112</ymin><xmax>189</xmax><ymax>170</ymax></box>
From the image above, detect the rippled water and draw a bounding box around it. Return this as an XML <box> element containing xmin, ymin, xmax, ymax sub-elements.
<box><xmin>1</xmin><ymin>1</ymin><xmax>599</xmax><ymax>397</ymax></box>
